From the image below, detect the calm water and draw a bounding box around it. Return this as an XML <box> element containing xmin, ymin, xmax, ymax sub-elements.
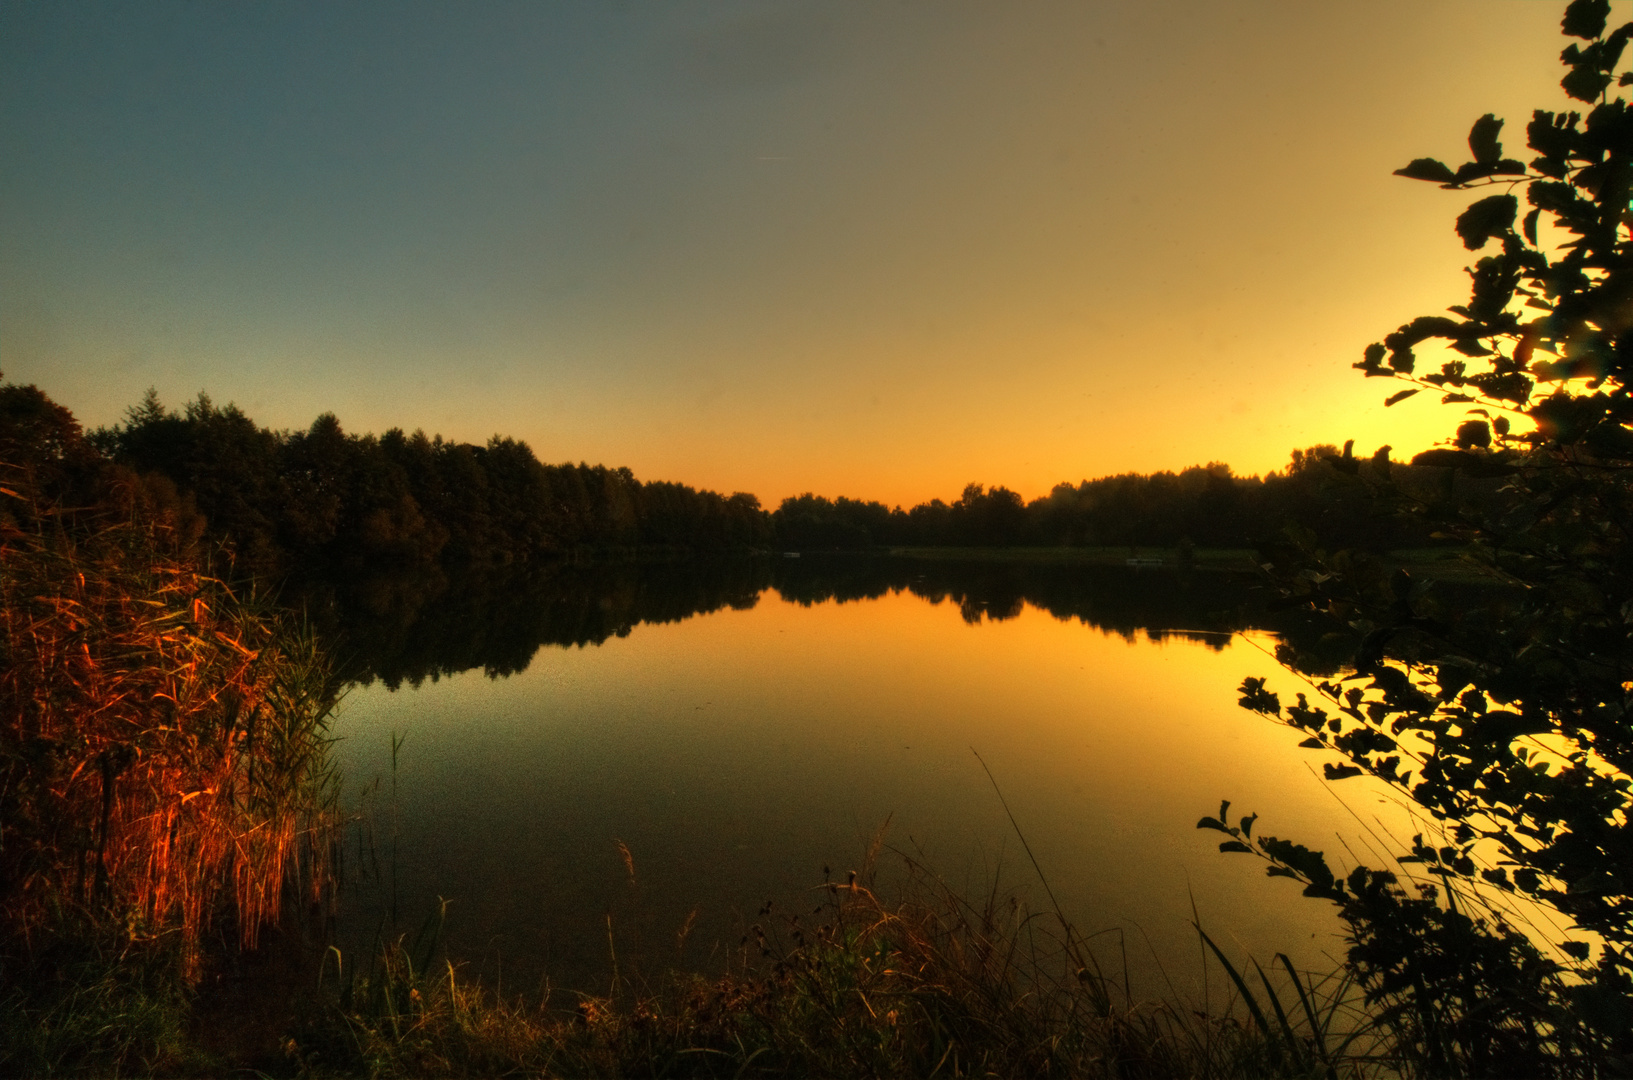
<box><xmin>326</xmin><ymin>558</ymin><xmax>1403</xmax><ymax>1000</ymax></box>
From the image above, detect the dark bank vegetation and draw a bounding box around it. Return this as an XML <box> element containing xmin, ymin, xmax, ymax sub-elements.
<box><xmin>1205</xmin><ymin>2</ymin><xmax>1633</xmax><ymax>1076</ymax></box>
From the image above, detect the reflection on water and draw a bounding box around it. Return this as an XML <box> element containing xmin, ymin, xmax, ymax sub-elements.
<box><xmin>301</xmin><ymin>554</ymin><xmax>1335</xmax><ymax>690</ymax></box>
<box><xmin>323</xmin><ymin>558</ymin><xmax>1386</xmax><ymax>1001</ymax></box>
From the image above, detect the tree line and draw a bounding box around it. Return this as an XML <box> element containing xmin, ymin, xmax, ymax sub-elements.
<box><xmin>772</xmin><ymin>448</ymin><xmax>1484</xmax><ymax>552</ymax></box>
<box><xmin>78</xmin><ymin>386</ymin><xmax>1492</xmax><ymax>575</ymax></box>
<box><xmin>91</xmin><ymin>389</ymin><xmax>771</xmax><ymax>572</ymax></box>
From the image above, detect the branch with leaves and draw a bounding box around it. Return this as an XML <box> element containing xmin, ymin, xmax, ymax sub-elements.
<box><xmin>1207</xmin><ymin>2</ymin><xmax>1633</xmax><ymax>1070</ymax></box>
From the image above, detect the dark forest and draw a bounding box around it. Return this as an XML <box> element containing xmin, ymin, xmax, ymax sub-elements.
<box><xmin>71</xmin><ymin>386</ymin><xmax>1496</xmax><ymax>575</ymax></box>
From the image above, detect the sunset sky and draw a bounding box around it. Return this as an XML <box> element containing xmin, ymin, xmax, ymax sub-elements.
<box><xmin>1</xmin><ymin>1</ymin><xmax>1572</xmax><ymax>507</ymax></box>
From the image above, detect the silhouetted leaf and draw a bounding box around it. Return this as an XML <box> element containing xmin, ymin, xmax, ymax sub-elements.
<box><xmin>1218</xmin><ymin>841</ymin><xmax>1254</xmax><ymax>854</ymax></box>
<box><xmin>1238</xmin><ymin>679</ymin><xmax>1280</xmax><ymax>715</ymax></box>
<box><xmin>1456</xmin><ymin>194</ymin><xmax>1519</xmax><ymax>250</ymax></box>
<box><xmin>1384</xmin><ymin>389</ymin><xmax>1421</xmax><ymax>407</ymax></box>
<box><xmin>1323</xmin><ymin>763</ymin><xmax>1364</xmax><ymax>780</ymax></box>
<box><xmin>1395</xmin><ymin>157</ymin><xmax>1457</xmax><ymax>183</ymax></box>
<box><xmin>1468</xmin><ymin>371</ymin><xmax>1534</xmax><ymax>403</ymax></box>
<box><xmin>1453</xmin><ymin>160</ymin><xmax>1498</xmax><ymax>184</ymax></box>
<box><xmin>1562</xmin><ymin>0</ymin><xmax>1610</xmax><ymax>40</ymax></box>
<box><xmin>1564</xmin><ymin>62</ymin><xmax>1614</xmax><ymax>102</ymax></box>
<box><xmin>1468</xmin><ymin>114</ymin><xmax>1504</xmax><ymax>165</ymax></box>
<box><xmin>1456</xmin><ymin>420</ymin><xmax>1492</xmax><ymax>449</ymax></box>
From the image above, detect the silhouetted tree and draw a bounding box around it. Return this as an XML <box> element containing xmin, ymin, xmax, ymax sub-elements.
<box><xmin>1207</xmin><ymin>4</ymin><xmax>1633</xmax><ymax>1070</ymax></box>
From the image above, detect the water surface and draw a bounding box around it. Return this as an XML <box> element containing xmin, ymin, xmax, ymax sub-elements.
<box><xmin>328</xmin><ymin>559</ymin><xmax>1398</xmax><ymax>1000</ymax></box>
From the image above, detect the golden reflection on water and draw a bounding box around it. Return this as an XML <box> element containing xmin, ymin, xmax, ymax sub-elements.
<box><xmin>335</xmin><ymin>588</ymin><xmax>1414</xmax><ymax>998</ymax></box>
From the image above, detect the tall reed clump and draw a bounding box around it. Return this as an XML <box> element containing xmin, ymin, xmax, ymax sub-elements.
<box><xmin>0</xmin><ymin>382</ymin><xmax>341</xmax><ymax>976</ymax></box>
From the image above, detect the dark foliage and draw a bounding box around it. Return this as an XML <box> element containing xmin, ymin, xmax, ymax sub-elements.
<box><xmin>94</xmin><ymin>392</ymin><xmax>771</xmax><ymax>573</ymax></box>
<box><xmin>772</xmin><ymin>458</ymin><xmax>1457</xmax><ymax>553</ymax></box>
<box><xmin>1209</xmin><ymin>3</ymin><xmax>1633</xmax><ymax>1074</ymax></box>
<box><xmin>93</xmin><ymin>384</ymin><xmax>1462</xmax><ymax>571</ymax></box>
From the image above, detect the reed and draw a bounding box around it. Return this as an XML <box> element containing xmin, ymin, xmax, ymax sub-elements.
<box><xmin>0</xmin><ymin>461</ymin><xmax>341</xmax><ymax>974</ymax></box>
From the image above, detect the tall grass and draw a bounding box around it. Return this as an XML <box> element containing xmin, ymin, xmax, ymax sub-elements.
<box><xmin>0</xmin><ymin>458</ymin><xmax>341</xmax><ymax>972</ymax></box>
<box><xmin>288</xmin><ymin>837</ymin><xmax>1383</xmax><ymax>1079</ymax></box>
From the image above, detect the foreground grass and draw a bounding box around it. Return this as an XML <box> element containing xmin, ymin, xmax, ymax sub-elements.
<box><xmin>1</xmin><ymin>855</ymin><xmax>1386</xmax><ymax>1079</ymax></box>
<box><xmin>298</xmin><ymin>871</ymin><xmax>1375</xmax><ymax>1078</ymax></box>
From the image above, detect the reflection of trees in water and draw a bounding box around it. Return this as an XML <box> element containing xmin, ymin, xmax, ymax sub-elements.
<box><xmin>300</xmin><ymin>558</ymin><xmax>770</xmax><ymax>690</ymax></box>
<box><xmin>773</xmin><ymin>556</ymin><xmax>1259</xmax><ymax>650</ymax></box>
<box><xmin>302</xmin><ymin>555</ymin><xmax>1340</xmax><ymax>691</ymax></box>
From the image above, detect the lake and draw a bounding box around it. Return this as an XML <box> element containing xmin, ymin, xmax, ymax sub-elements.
<box><xmin>323</xmin><ymin>556</ymin><xmax>1403</xmax><ymax>1003</ymax></box>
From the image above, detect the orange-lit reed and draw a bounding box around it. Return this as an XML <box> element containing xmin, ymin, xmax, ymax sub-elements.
<box><xmin>1</xmin><ymin>472</ymin><xmax>338</xmax><ymax>973</ymax></box>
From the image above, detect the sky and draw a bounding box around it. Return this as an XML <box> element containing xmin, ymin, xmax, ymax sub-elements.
<box><xmin>0</xmin><ymin>1</ymin><xmax>1579</xmax><ymax>507</ymax></box>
